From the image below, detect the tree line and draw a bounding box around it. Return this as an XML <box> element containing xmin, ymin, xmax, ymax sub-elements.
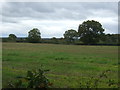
<box><xmin>2</xmin><ymin>20</ymin><xmax>120</xmax><ymax>45</ymax></box>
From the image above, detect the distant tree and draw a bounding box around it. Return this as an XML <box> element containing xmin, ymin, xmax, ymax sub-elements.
<box><xmin>58</xmin><ymin>37</ymin><xmax>66</xmax><ymax>44</ymax></box>
<box><xmin>78</xmin><ymin>20</ymin><xmax>105</xmax><ymax>44</ymax></box>
<box><xmin>104</xmin><ymin>34</ymin><xmax>119</xmax><ymax>44</ymax></box>
<box><xmin>51</xmin><ymin>37</ymin><xmax>58</xmax><ymax>44</ymax></box>
<box><xmin>8</xmin><ymin>34</ymin><xmax>17</xmax><ymax>41</ymax></box>
<box><xmin>28</xmin><ymin>28</ymin><xmax>41</xmax><ymax>43</ymax></box>
<box><xmin>59</xmin><ymin>37</ymin><xmax>64</xmax><ymax>40</ymax></box>
<box><xmin>64</xmin><ymin>29</ymin><xmax>78</xmax><ymax>44</ymax></box>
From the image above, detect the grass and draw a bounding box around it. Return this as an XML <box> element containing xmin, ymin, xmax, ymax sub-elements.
<box><xmin>2</xmin><ymin>42</ymin><xmax>118</xmax><ymax>88</ymax></box>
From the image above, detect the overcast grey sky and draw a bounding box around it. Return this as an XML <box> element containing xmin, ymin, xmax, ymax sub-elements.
<box><xmin>0</xmin><ymin>2</ymin><xmax>118</xmax><ymax>38</ymax></box>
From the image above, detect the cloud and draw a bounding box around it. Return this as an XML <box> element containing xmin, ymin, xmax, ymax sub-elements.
<box><xmin>0</xmin><ymin>2</ymin><xmax>118</xmax><ymax>37</ymax></box>
<box><xmin>1</xmin><ymin>19</ymin><xmax>82</xmax><ymax>38</ymax></box>
<box><xmin>2</xmin><ymin>2</ymin><xmax>117</xmax><ymax>21</ymax></box>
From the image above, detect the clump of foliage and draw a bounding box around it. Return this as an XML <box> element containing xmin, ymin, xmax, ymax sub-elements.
<box><xmin>79</xmin><ymin>69</ymin><xmax>118</xmax><ymax>88</ymax></box>
<box><xmin>8</xmin><ymin>68</ymin><xmax>52</xmax><ymax>88</ymax></box>
<box><xmin>8</xmin><ymin>34</ymin><xmax>17</xmax><ymax>42</ymax></box>
<box><xmin>51</xmin><ymin>37</ymin><xmax>59</xmax><ymax>44</ymax></box>
<box><xmin>28</xmin><ymin>28</ymin><xmax>41</xmax><ymax>43</ymax></box>
<box><xmin>78</xmin><ymin>20</ymin><xmax>105</xmax><ymax>44</ymax></box>
<box><xmin>64</xmin><ymin>29</ymin><xmax>79</xmax><ymax>44</ymax></box>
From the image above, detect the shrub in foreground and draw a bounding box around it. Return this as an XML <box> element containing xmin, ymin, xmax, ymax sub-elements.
<box><xmin>7</xmin><ymin>69</ymin><xmax>118</xmax><ymax>88</ymax></box>
<box><xmin>8</xmin><ymin>68</ymin><xmax>52</xmax><ymax>88</ymax></box>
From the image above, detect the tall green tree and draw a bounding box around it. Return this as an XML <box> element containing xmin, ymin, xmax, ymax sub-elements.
<box><xmin>64</xmin><ymin>29</ymin><xmax>78</xmax><ymax>44</ymax></box>
<box><xmin>8</xmin><ymin>34</ymin><xmax>17</xmax><ymax>41</ymax></box>
<box><xmin>78</xmin><ymin>20</ymin><xmax>105</xmax><ymax>44</ymax></box>
<box><xmin>28</xmin><ymin>28</ymin><xmax>41</xmax><ymax>43</ymax></box>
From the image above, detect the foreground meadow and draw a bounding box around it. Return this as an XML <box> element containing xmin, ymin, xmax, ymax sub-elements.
<box><xmin>2</xmin><ymin>43</ymin><xmax>118</xmax><ymax>88</ymax></box>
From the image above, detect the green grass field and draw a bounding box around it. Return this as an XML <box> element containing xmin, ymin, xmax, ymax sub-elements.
<box><xmin>2</xmin><ymin>43</ymin><xmax>118</xmax><ymax>88</ymax></box>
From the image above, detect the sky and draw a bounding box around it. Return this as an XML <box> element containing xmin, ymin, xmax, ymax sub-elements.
<box><xmin>0</xmin><ymin>2</ymin><xmax>118</xmax><ymax>38</ymax></box>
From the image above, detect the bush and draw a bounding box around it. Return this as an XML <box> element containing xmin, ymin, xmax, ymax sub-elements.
<box><xmin>8</xmin><ymin>68</ymin><xmax>52</xmax><ymax>88</ymax></box>
<box><xmin>79</xmin><ymin>69</ymin><xmax>118</xmax><ymax>88</ymax></box>
<box><xmin>7</xmin><ymin>69</ymin><xmax>118</xmax><ymax>88</ymax></box>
